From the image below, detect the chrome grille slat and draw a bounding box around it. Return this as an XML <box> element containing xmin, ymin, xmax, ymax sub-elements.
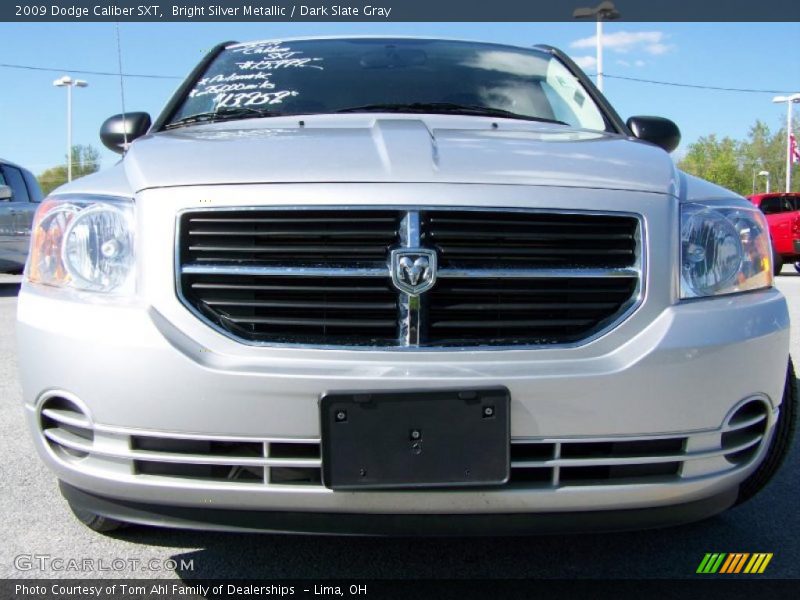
<box><xmin>177</xmin><ymin>207</ymin><xmax>642</xmax><ymax>348</ymax></box>
<box><xmin>183</xmin><ymin>265</ymin><xmax>389</xmax><ymax>277</ymax></box>
<box><xmin>189</xmin><ymin>229</ymin><xmax>396</xmax><ymax>237</ymax></box>
<box><xmin>435</xmin><ymin>302</ymin><xmax>619</xmax><ymax>311</ymax></box>
<box><xmin>222</xmin><ymin>315</ymin><xmax>398</xmax><ymax>328</ymax></box>
<box><xmin>430</xmin><ymin>231</ymin><xmax>634</xmax><ymax>241</ymax></box>
<box><xmin>437</xmin><ymin>267</ymin><xmax>639</xmax><ymax>279</ymax></box>
<box><xmin>430</xmin><ymin>318</ymin><xmax>596</xmax><ymax>329</ymax></box>
<box><xmin>41</xmin><ymin>407</ymin><xmax>92</xmax><ymax>430</ymax></box>
<box><xmin>189</xmin><ymin>245</ymin><xmax>385</xmax><ymax>254</ymax></box>
<box><xmin>723</xmin><ymin>413</ymin><xmax>767</xmax><ymax>432</ymax></box>
<box><xmin>437</xmin><ymin>247</ymin><xmax>633</xmax><ymax>257</ymax></box>
<box><xmin>204</xmin><ymin>299</ymin><xmax>397</xmax><ymax>310</ymax></box>
<box><xmin>190</xmin><ymin>217</ymin><xmax>398</xmax><ymax>224</ymax></box>
<box><xmin>43</xmin><ymin>427</ymin><xmax>93</xmax><ymax>453</ymax></box>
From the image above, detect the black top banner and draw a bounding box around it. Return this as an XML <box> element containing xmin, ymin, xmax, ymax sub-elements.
<box><xmin>3</xmin><ymin>0</ymin><xmax>800</xmax><ymax>22</ymax></box>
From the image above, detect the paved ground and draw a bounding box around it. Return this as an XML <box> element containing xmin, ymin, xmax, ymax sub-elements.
<box><xmin>0</xmin><ymin>271</ymin><xmax>798</xmax><ymax>580</ymax></box>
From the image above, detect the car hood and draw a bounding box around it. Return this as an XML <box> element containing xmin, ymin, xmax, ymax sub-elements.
<box><xmin>118</xmin><ymin>115</ymin><xmax>678</xmax><ymax>195</ymax></box>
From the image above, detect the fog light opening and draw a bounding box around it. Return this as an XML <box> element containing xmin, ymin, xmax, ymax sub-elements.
<box><xmin>722</xmin><ymin>399</ymin><xmax>769</xmax><ymax>465</ymax></box>
<box><xmin>38</xmin><ymin>395</ymin><xmax>94</xmax><ymax>461</ymax></box>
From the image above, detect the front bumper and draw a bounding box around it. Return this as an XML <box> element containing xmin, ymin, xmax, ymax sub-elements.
<box><xmin>17</xmin><ymin>280</ymin><xmax>790</xmax><ymax>525</ymax></box>
<box><xmin>60</xmin><ymin>482</ymin><xmax>739</xmax><ymax>535</ymax></box>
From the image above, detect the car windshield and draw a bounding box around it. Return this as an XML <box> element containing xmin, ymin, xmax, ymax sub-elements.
<box><xmin>167</xmin><ymin>38</ymin><xmax>609</xmax><ymax>131</ymax></box>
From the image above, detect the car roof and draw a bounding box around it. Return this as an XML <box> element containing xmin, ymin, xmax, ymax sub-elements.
<box><xmin>0</xmin><ymin>158</ymin><xmax>23</xmax><ymax>169</ymax></box>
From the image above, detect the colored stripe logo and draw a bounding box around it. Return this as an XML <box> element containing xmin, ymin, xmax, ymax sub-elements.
<box><xmin>696</xmin><ymin>553</ymin><xmax>773</xmax><ymax>574</ymax></box>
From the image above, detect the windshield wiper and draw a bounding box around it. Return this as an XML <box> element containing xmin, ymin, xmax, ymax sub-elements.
<box><xmin>165</xmin><ymin>107</ymin><xmax>286</xmax><ymax>129</ymax></box>
<box><xmin>335</xmin><ymin>102</ymin><xmax>568</xmax><ymax>125</ymax></box>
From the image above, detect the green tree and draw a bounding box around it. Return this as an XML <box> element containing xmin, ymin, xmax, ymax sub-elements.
<box><xmin>37</xmin><ymin>145</ymin><xmax>101</xmax><ymax>196</ymax></box>
<box><xmin>678</xmin><ymin>134</ymin><xmax>750</xmax><ymax>195</ymax></box>
<box><xmin>679</xmin><ymin>118</ymin><xmax>800</xmax><ymax>196</ymax></box>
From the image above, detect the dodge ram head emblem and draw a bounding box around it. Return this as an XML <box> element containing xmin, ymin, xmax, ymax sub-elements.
<box><xmin>390</xmin><ymin>249</ymin><xmax>437</xmax><ymax>295</ymax></box>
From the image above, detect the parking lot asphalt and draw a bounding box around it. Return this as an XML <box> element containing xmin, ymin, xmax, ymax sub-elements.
<box><xmin>0</xmin><ymin>271</ymin><xmax>798</xmax><ymax>580</ymax></box>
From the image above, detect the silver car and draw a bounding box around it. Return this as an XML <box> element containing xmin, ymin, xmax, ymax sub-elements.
<box><xmin>0</xmin><ymin>158</ymin><xmax>40</xmax><ymax>273</ymax></box>
<box><xmin>17</xmin><ymin>38</ymin><xmax>795</xmax><ymax>535</ymax></box>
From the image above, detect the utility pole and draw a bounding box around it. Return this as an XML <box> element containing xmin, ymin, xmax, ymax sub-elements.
<box><xmin>573</xmin><ymin>1</ymin><xmax>621</xmax><ymax>92</ymax></box>
<box><xmin>758</xmin><ymin>170</ymin><xmax>771</xmax><ymax>194</ymax></box>
<box><xmin>772</xmin><ymin>93</ymin><xmax>800</xmax><ymax>193</ymax></box>
<box><xmin>53</xmin><ymin>76</ymin><xmax>89</xmax><ymax>182</ymax></box>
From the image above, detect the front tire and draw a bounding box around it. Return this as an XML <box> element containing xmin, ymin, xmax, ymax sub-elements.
<box><xmin>773</xmin><ymin>251</ymin><xmax>784</xmax><ymax>276</ymax></box>
<box><xmin>63</xmin><ymin>491</ymin><xmax>127</xmax><ymax>533</ymax></box>
<box><xmin>735</xmin><ymin>358</ymin><xmax>797</xmax><ymax>506</ymax></box>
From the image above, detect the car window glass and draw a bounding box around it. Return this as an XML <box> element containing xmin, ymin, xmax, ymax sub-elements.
<box><xmin>1</xmin><ymin>167</ymin><xmax>31</xmax><ymax>203</ymax></box>
<box><xmin>0</xmin><ymin>169</ymin><xmax>7</xmax><ymax>186</ymax></box>
<box><xmin>760</xmin><ymin>198</ymin><xmax>782</xmax><ymax>214</ymax></box>
<box><xmin>542</xmin><ymin>58</ymin><xmax>606</xmax><ymax>130</ymax></box>
<box><xmin>782</xmin><ymin>196</ymin><xmax>800</xmax><ymax>211</ymax></box>
<box><xmin>22</xmin><ymin>169</ymin><xmax>43</xmax><ymax>202</ymax></box>
<box><xmin>171</xmin><ymin>39</ymin><xmax>610</xmax><ymax>132</ymax></box>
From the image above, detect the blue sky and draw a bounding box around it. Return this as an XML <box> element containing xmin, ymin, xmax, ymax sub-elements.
<box><xmin>0</xmin><ymin>21</ymin><xmax>797</xmax><ymax>174</ymax></box>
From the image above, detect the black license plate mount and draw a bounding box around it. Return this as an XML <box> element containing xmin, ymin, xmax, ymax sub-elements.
<box><xmin>320</xmin><ymin>387</ymin><xmax>510</xmax><ymax>490</ymax></box>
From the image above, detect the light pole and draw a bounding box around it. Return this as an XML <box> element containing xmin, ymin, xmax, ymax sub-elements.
<box><xmin>573</xmin><ymin>1</ymin><xmax>620</xmax><ymax>93</ymax></box>
<box><xmin>758</xmin><ymin>170</ymin><xmax>771</xmax><ymax>194</ymax></box>
<box><xmin>53</xmin><ymin>76</ymin><xmax>89</xmax><ymax>182</ymax></box>
<box><xmin>772</xmin><ymin>93</ymin><xmax>800</xmax><ymax>193</ymax></box>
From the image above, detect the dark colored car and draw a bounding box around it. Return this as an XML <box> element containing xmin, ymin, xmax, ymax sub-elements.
<box><xmin>0</xmin><ymin>158</ymin><xmax>41</xmax><ymax>273</ymax></box>
<box><xmin>748</xmin><ymin>192</ymin><xmax>800</xmax><ymax>274</ymax></box>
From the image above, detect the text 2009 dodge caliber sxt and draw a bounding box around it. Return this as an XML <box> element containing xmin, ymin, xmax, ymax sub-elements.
<box><xmin>16</xmin><ymin>38</ymin><xmax>796</xmax><ymax>534</ymax></box>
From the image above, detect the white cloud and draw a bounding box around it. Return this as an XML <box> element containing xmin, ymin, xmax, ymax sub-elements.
<box><xmin>571</xmin><ymin>55</ymin><xmax>597</xmax><ymax>70</ymax></box>
<box><xmin>570</xmin><ymin>31</ymin><xmax>674</xmax><ymax>56</ymax></box>
<box><xmin>616</xmin><ymin>59</ymin><xmax>647</xmax><ymax>68</ymax></box>
<box><xmin>644</xmin><ymin>43</ymin><xmax>671</xmax><ymax>55</ymax></box>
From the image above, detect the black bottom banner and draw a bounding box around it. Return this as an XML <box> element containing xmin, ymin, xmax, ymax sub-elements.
<box><xmin>3</xmin><ymin>579</ymin><xmax>799</xmax><ymax>600</ymax></box>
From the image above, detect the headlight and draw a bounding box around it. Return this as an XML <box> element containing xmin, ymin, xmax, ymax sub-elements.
<box><xmin>27</xmin><ymin>196</ymin><xmax>135</xmax><ymax>294</ymax></box>
<box><xmin>680</xmin><ymin>202</ymin><xmax>772</xmax><ymax>299</ymax></box>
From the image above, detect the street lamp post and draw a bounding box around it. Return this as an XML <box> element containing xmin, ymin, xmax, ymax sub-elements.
<box><xmin>573</xmin><ymin>1</ymin><xmax>621</xmax><ymax>93</ymax></box>
<box><xmin>772</xmin><ymin>93</ymin><xmax>800</xmax><ymax>193</ymax></box>
<box><xmin>53</xmin><ymin>76</ymin><xmax>89</xmax><ymax>183</ymax></box>
<box><xmin>758</xmin><ymin>170</ymin><xmax>771</xmax><ymax>194</ymax></box>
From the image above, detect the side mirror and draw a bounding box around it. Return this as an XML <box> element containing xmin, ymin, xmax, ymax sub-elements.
<box><xmin>0</xmin><ymin>184</ymin><xmax>12</xmax><ymax>201</ymax></box>
<box><xmin>626</xmin><ymin>116</ymin><xmax>681</xmax><ymax>153</ymax></box>
<box><xmin>100</xmin><ymin>112</ymin><xmax>152</xmax><ymax>154</ymax></box>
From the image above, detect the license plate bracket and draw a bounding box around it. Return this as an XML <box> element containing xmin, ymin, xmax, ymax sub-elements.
<box><xmin>320</xmin><ymin>387</ymin><xmax>510</xmax><ymax>490</ymax></box>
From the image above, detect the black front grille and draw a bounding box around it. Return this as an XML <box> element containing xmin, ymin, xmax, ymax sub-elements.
<box><xmin>177</xmin><ymin>208</ymin><xmax>641</xmax><ymax>347</ymax></box>
<box><xmin>426</xmin><ymin>277</ymin><xmax>639</xmax><ymax>346</ymax></box>
<box><xmin>182</xmin><ymin>209</ymin><xmax>403</xmax><ymax>266</ymax></box>
<box><xmin>422</xmin><ymin>210</ymin><xmax>638</xmax><ymax>269</ymax></box>
<box><xmin>183</xmin><ymin>274</ymin><xmax>399</xmax><ymax>346</ymax></box>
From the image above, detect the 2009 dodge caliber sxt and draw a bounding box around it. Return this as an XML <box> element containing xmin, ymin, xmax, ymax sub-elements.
<box><xmin>17</xmin><ymin>37</ymin><xmax>796</xmax><ymax>534</ymax></box>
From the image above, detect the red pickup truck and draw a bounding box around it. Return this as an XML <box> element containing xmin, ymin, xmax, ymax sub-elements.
<box><xmin>748</xmin><ymin>192</ymin><xmax>800</xmax><ymax>274</ymax></box>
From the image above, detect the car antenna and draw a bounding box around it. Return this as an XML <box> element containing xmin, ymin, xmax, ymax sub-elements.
<box><xmin>114</xmin><ymin>22</ymin><xmax>129</xmax><ymax>153</ymax></box>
